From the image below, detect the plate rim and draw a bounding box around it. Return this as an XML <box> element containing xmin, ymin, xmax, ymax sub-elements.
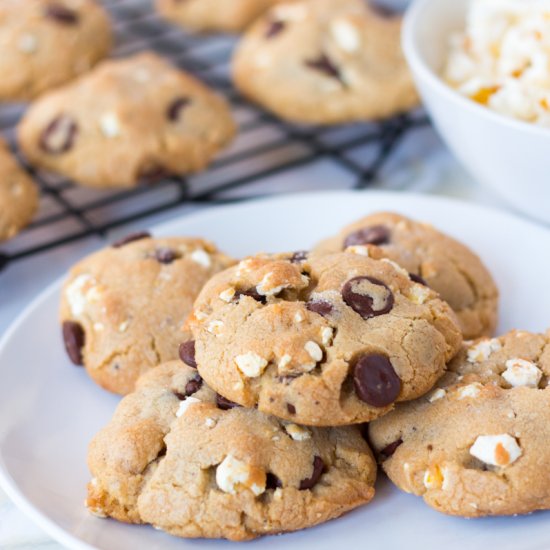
<box><xmin>1</xmin><ymin>189</ymin><xmax>550</xmax><ymax>550</ymax></box>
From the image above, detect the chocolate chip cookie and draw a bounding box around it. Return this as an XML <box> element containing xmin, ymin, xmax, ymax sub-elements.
<box><xmin>87</xmin><ymin>361</ymin><xmax>377</xmax><ymax>540</ymax></box>
<box><xmin>0</xmin><ymin>139</ymin><xmax>39</xmax><ymax>242</ymax></box>
<box><xmin>369</xmin><ymin>330</ymin><xmax>550</xmax><ymax>517</ymax></box>
<box><xmin>0</xmin><ymin>0</ymin><xmax>112</xmax><ymax>101</ymax></box>
<box><xmin>232</xmin><ymin>0</ymin><xmax>418</xmax><ymax>124</ymax></box>
<box><xmin>313</xmin><ymin>212</ymin><xmax>499</xmax><ymax>340</ymax></box>
<box><xmin>17</xmin><ymin>52</ymin><xmax>236</xmax><ymax>188</ymax></box>
<box><xmin>187</xmin><ymin>251</ymin><xmax>462</xmax><ymax>426</ymax></box>
<box><xmin>59</xmin><ymin>233</ymin><xmax>235</xmax><ymax>394</ymax></box>
<box><xmin>156</xmin><ymin>0</ymin><xmax>288</xmax><ymax>34</ymax></box>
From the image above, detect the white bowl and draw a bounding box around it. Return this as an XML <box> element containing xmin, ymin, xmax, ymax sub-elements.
<box><xmin>403</xmin><ymin>0</ymin><xmax>550</xmax><ymax>224</ymax></box>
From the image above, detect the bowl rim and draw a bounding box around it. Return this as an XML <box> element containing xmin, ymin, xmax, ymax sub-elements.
<box><xmin>402</xmin><ymin>0</ymin><xmax>550</xmax><ymax>138</ymax></box>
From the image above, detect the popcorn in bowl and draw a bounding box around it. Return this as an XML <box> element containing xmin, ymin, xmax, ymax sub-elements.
<box><xmin>444</xmin><ymin>0</ymin><xmax>550</xmax><ymax>126</ymax></box>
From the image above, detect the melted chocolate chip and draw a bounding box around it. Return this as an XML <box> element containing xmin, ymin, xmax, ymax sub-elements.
<box><xmin>342</xmin><ymin>276</ymin><xmax>394</xmax><ymax>319</ymax></box>
<box><xmin>299</xmin><ymin>456</ymin><xmax>325</xmax><ymax>490</ymax></box>
<box><xmin>266</xmin><ymin>472</ymin><xmax>282</xmax><ymax>489</ymax></box>
<box><xmin>179</xmin><ymin>340</ymin><xmax>197</xmax><ymax>368</ymax></box>
<box><xmin>184</xmin><ymin>375</ymin><xmax>203</xmax><ymax>397</ymax></box>
<box><xmin>62</xmin><ymin>321</ymin><xmax>85</xmax><ymax>365</ymax></box>
<box><xmin>236</xmin><ymin>288</ymin><xmax>267</xmax><ymax>304</ymax></box>
<box><xmin>112</xmin><ymin>231</ymin><xmax>151</xmax><ymax>248</ymax></box>
<box><xmin>343</xmin><ymin>225</ymin><xmax>390</xmax><ymax>249</ymax></box>
<box><xmin>216</xmin><ymin>394</ymin><xmax>241</xmax><ymax>410</ymax></box>
<box><xmin>39</xmin><ymin>115</ymin><xmax>78</xmax><ymax>154</ymax></box>
<box><xmin>306</xmin><ymin>300</ymin><xmax>333</xmax><ymax>317</ymax></box>
<box><xmin>265</xmin><ymin>19</ymin><xmax>285</xmax><ymax>39</ymax></box>
<box><xmin>167</xmin><ymin>97</ymin><xmax>191</xmax><ymax>121</ymax></box>
<box><xmin>287</xmin><ymin>403</ymin><xmax>296</xmax><ymax>415</ymax></box>
<box><xmin>305</xmin><ymin>53</ymin><xmax>342</xmax><ymax>83</ymax></box>
<box><xmin>290</xmin><ymin>250</ymin><xmax>308</xmax><ymax>264</ymax></box>
<box><xmin>155</xmin><ymin>247</ymin><xmax>177</xmax><ymax>264</ymax></box>
<box><xmin>380</xmin><ymin>438</ymin><xmax>403</xmax><ymax>460</ymax></box>
<box><xmin>409</xmin><ymin>273</ymin><xmax>428</xmax><ymax>286</ymax></box>
<box><xmin>44</xmin><ymin>4</ymin><xmax>79</xmax><ymax>24</ymax></box>
<box><xmin>353</xmin><ymin>354</ymin><xmax>401</xmax><ymax>407</ymax></box>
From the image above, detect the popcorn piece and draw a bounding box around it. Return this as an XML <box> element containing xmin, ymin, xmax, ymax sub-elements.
<box><xmin>205</xmin><ymin>417</ymin><xmax>216</xmax><ymax>428</ymax></box>
<box><xmin>428</xmin><ymin>388</ymin><xmax>446</xmax><ymax>402</ymax></box>
<box><xmin>216</xmin><ymin>455</ymin><xmax>265</xmax><ymax>496</ymax></box>
<box><xmin>284</xmin><ymin>423</ymin><xmax>311</xmax><ymax>441</ymax></box>
<box><xmin>423</xmin><ymin>465</ymin><xmax>444</xmax><ymax>489</ymax></box>
<box><xmin>257</xmin><ymin>272</ymin><xmax>289</xmax><ymax>296</ymax></box>
<box><xmin>18</xmin><ymin>33</ymin><xmax>37</xmax><ymax>53</ymax></box>
<box><xmin>321</xmin><ymin>327</ymin><xmax>334</xmax><ymax>346</ymax></box>
<box><xmin>65</xmin><ymin>274</ymin><xmax>97</xmax><ymax>317</ymax></box>
<box><xmin>294</xmin><ymin>311</ymin><xmax>305</xmax><ymax>323</ymax></box>
<box><xmin>331</xmin><ymin>18</ymin><xmax>361</xmax><ymax>53</ymax></box>
<box><xmin>456</xmin><ymin>382</ymin><xmax>483</xmax><ymax>400</ymax></box>
<box><xmin>235</xmin><ymin>352</ymin><xmax>268</xmax><ymax>378</ymax></box>
<box><xmin>278</xmin><ymin>354</ymin><xmax>292</xmax><ymax>369</ymax></box>
<box><xmin>176</xmin><ymin>396</ymin><xmax>201</xmax><ymax>418</ymax></box>
<box><xmin>345</xmin><ymin>245</ymin><xmax>370</xmax><ymax>256</ymax></box>
<box><xmin>219</xmin><ymin>288</ymin><xmax>236</xmax><ymax>302</ymax></box>
<box><xmin>190</xmin><ymin>249</ymin><xmax>211</xmax><ymax>268</ymax></box>
<box><xmin>502</xmin><ymin>358</ymin><xmax>542</xmax><ymax>388</ymax></box>
<box><xmin>304</xmin><ymin>341</ymin><xmax>323</xmax><ymax>362</ymax></box>
<box><xmin>207</xmin><ymin>320</ymin><xmax>224</xmax><ymax>335</ymax></box>
<box><xmin>467</xmin><ymin>338</ymin><xmax>501</xmax><ymax>362</ymax></box>
<box><xmin>99</xmin><ymin>112</ymin><xmax>120</xmax><ymax>138</ymax></box>
<box><xmin>381</xmin><ymin>258</ymin><xmax>409</xmax><ymax>278</ymax></box>
<box><xmin>469</xmin><ymin>434</ymin><xmax>522</xmax><ymax>467</ymax></box>
<box><xmin>408</xmin><ymin>284</ymin><xmax>431</xmax><ymax>305</ymax></box>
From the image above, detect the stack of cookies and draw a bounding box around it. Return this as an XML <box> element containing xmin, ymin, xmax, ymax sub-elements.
<box><xmin>58</xmin><ymin>211</ymin><xmax>550</xmax><ymax>541</ymax></box>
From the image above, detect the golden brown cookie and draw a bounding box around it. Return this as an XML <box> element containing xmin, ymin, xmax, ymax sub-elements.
<box><xmin>59</xmin><ymin>233</ymin><xmax>235</xmax><ymax>394</ymax></box>
<box><xmin>313</xmin><ymin>212</ymin><xmax>499</xmax><ymax>339</ymax></box>
<box><xmin>87</xmin><ymin>361</ymin><xmax>377</xmax><ymax>541</ymax></box>
<box><xmin>0</xmin><ymin>139</ymin><xmax>39</xmax><ymax>242</ymax></box>
<box><xmin>369</xmin><ymin>330</ymin><xmax>550</xmax><ymax>517</ymax></box>
<box><xmin>187</xmin><ymin>251</ymin><xmax>462</xmax><ymax>426</ymax></box>
<box><xmin>17</xmin><ymin>52</ymin><xmax>236</xmax><ymax>188</ymax></box>
<box><xmin>0</xmin><ymin>0</ymin><xmax>112</xmax><ymax>101</ymax></box>
<box><xmin>232</xmin><ymin>0</ymin><xmax>418</xmax><ymax>124</ymax></box>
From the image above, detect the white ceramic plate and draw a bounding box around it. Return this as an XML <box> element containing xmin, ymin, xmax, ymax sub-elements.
<box><xmin>1</xmin><ymin>191</ymin><xmax>550</xmax><ymax>550</ymax></box>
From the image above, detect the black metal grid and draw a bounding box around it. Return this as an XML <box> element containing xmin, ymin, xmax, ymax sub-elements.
<box><xmin>0</xmin><ymin>0</ymin><xmax>428</xmax><ymax>273</ymax></box>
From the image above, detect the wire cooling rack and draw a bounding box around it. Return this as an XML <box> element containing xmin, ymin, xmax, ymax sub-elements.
<box><xmin>0</xmin><ymin>0</ymin><xmax>429</xmax><ymax>273</ymax></box>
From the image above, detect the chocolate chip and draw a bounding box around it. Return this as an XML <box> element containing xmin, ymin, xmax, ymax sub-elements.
<box><xmin>62</xmin><ymin>321</ymin><xmax>85</xmax><ymax>365</ymax></box>
<box><xmin>184</xmin><ymin>375</ymin><xmax>203</xmax><ymax>397</ymax></box>
<box><xmin>39</xmin><ymin>115</ymin><xmax>77</xmax><ymax>154</ymax></box>
<box><xmin>409</xmin><ymin>273</ymin><xmax>428</xmax><ymax>286</ymax></box>
<box><xmin>216</xmin><ymin>394</ymin><xmax>241</xmax><ymax>410</ymax></box>
<box><xmin>380</xmin><ymin>438</ymin><xmax>403</xmax><ymax>460</ymax></box>
<box><xmin>44</xmin><ymin>4</ymin><xmax>79</xmax><ymax>24</ymax></box>
<box><xmin>290</xmin><ymin>250</ymin><xmax>308</xmax><ymax>264</ymax></box>
<box><xmin>265</xmin><ymin>19</ymin><xmax>285</xmax><ymax>38</ymax></box>
<box><xmin>155</xmin><ymin>247</ymin><xmax>177</xmax><ymax>264</ymax></box>
<box><xmin>306</xmin><ymin>300</ymin><xmax>333</xmax><ymax>317</ymax></box>
<box><xmin>299</xmin><ymin>456</ymin><xmax>325</xmax><ymax>490</ymax></box>
<box><xmin>179</xmin><ymin>340</ymin><xmax>197</xmax><ymax>368</ymax></box>
<box><xmin>305</xmin><ymin>53</ymin><xmax>342</xmax><ymax>83</ymax></box>
<box><xmin>343</xmin><ymin>225</ymin><xmax>390</xmax><ymax>249</ymax></box>
<box><xmin>287</xmin><ymin>403</ymin><xmax>296</xmax><ymax>415</ymax></box>
<box><xmin>112</xmin><ymin>231</ymin><xmax>151</xmax><ymax>248</ymax></box>
<box><xmin>353</xmin><ymin>354</ymin><xmax>401</xmax><ymax>407</ymax></box>
<box><xmin>342</xmin><ymin>276</ymin><xmax>394</xmax><ymax>319</ymax></box>
<box><xmin>167</xmin><ymin>97</ymin><xmax>191</xmax><ymax>121</ymax></box>
<box><xmin>266</xmin><ymin>472</ymin><xmax>282</xmax><ymax>489</ymax></box>
<box><xmin>236</xmin><ymin>288</ymin><xmax>266</xmax><ymax>304</ymax></box>
<box><xmin>138</xmin><ymin>164</ymin><xmax>171</xmax><ymax>184</ymax></box>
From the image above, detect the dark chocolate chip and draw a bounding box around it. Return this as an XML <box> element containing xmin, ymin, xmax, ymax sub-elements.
<box><xmin>216</xmin><ymin>394</ymin><xmax>241</xmax><ymax>410</ymax></box>
<box><xmin>299</xmin><ymin>456</ymin><xmax>325</xmax><ymax>490</ymax></box>
<box><xmin>179</xmin><ymin>340</ymin><xmax>197</xmax><ymax>368</ymax></box>
<box><xmin>155</xmin><ymin>247</ymin><xmax>177</xmax><ymax>264</ymax></box>
<box><xmin>265</xmin><ymin>19</ymin><xmax>285</xmax><ymax>38</ymax></box>
<box><xmin>167</xmin><ymin>97</ymin><xmax>191</xmax><ymax>121</ymax></box>
<box><xmin>343</xmin><ymin>225</ymin><xmax>390</xmax><ymax>249</ymax></box>
<box><xmin>306</xmin><ymin>299</ymin><xmax>333</xmax><ymax>317</ymax></box>
<box><xmin>290</xmin><ymin>250</ymin><xmax>308</xmax><ymax>264</ymax></box>
<box><xmin>236</xmin><ymin>288</ymin><xmax>267</xmax><ymax>304</ymax></box>
<box><xmin>342</xmin><ymin>276</ymin><xmax>394</xmax><ymax>319</ymax></box>
<box><xmin>39</xmin><ymin>115</ymin><xmax>78</xmax><ymax>154</ymax></box>
<box><xmin>44</xmin><ymin>4</ymin><xmax>79</xmax><ymax>24</ymax></box>
<box><xmin>409</xmin><ymin>273</ymin><xmax>428</xmax><ymax>286</ymax></box>
<box><xmin>112</xmin><ymin>231</ymin><xmax>151</xmax><ymax>248</ymax></box>
<box><xmin>184</xmin><ymin>375</ymin><xmax>203</xmax><ymax>397</ymax></box>
<box><xmin>62</xmin><ymin>321</ymin><xmax>85</xmax><ymax>365</ymax></box>
<box><xmin>266</xmin><ymin>472</ymin><xmax>283</xmax><ymax>489</ymax></box>
<box><xmin>353</xmin><ymin>354</ymin><xmax>401</xmax><ymax>407</ymax></box>
<box><xmin>138</xmin><ymin>164</ymin><xmax>171</xmax><ymax>184</ymax></box>
<box><xmin>305</xmin><ymin>53</ymin><xmax>342</xmax><ymax>83</ymax></box>
<box><xmin>287</xmin><ymin>403</ymin><xmax>296</xmax><ymax>415</ymax></box>
<box><xmin>380</xmin><ymin>438</ymin><xmax>403</xmax><ymax>460</ymax></box>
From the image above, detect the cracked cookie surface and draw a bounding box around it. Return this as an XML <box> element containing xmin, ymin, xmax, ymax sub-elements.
<box><xmin>59</xmin><ymin>234</ymin><xmax>235</xmax><ymax>394</ymax></box>
<box><xmin>232</xmin><ymin>0</ymin><xmax>418</xmax><ymax>124</ymax></box>
<box><xmin>369</xmin><ymin>330</ymin><xmax>550</xmax><ymax>517</ymax></box>
<box><xmin>188</xmin><ymin>251</ymin><xmax>462</xmax><ymax>426</ymax></box>
<box><xmin>0</xmin><ymin>0</ymin><xmax>112</xmax><ymax>101</ymax></box>
<box><xmin>87</xmin><ymin>361</ymin><xmax>376</xmax><ymax>541</ymax></box>
<box><xmin>18</xmin><ymin>52</ymin><xmax>236</xmax><ymax>188</ymax></box>
<box><xmin>313</xmin><ymin>212</ymin><xmax>499</xmax><ymax>339</ymax></box>
<box><xmin>0</xmin><ymin>139</ymin><xmax>38</xmax><ymax>241</ymax></box>
<box><xmin>156</xmin><ymin>0</ymin><xmax>289</xmax><ymax>33</ymax></box>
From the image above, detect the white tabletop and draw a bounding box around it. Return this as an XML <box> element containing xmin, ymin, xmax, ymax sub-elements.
<box><xmin>0</xmin><ymin>136</ymin><xmax>525</xmax><ymax>549</ymax></box>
